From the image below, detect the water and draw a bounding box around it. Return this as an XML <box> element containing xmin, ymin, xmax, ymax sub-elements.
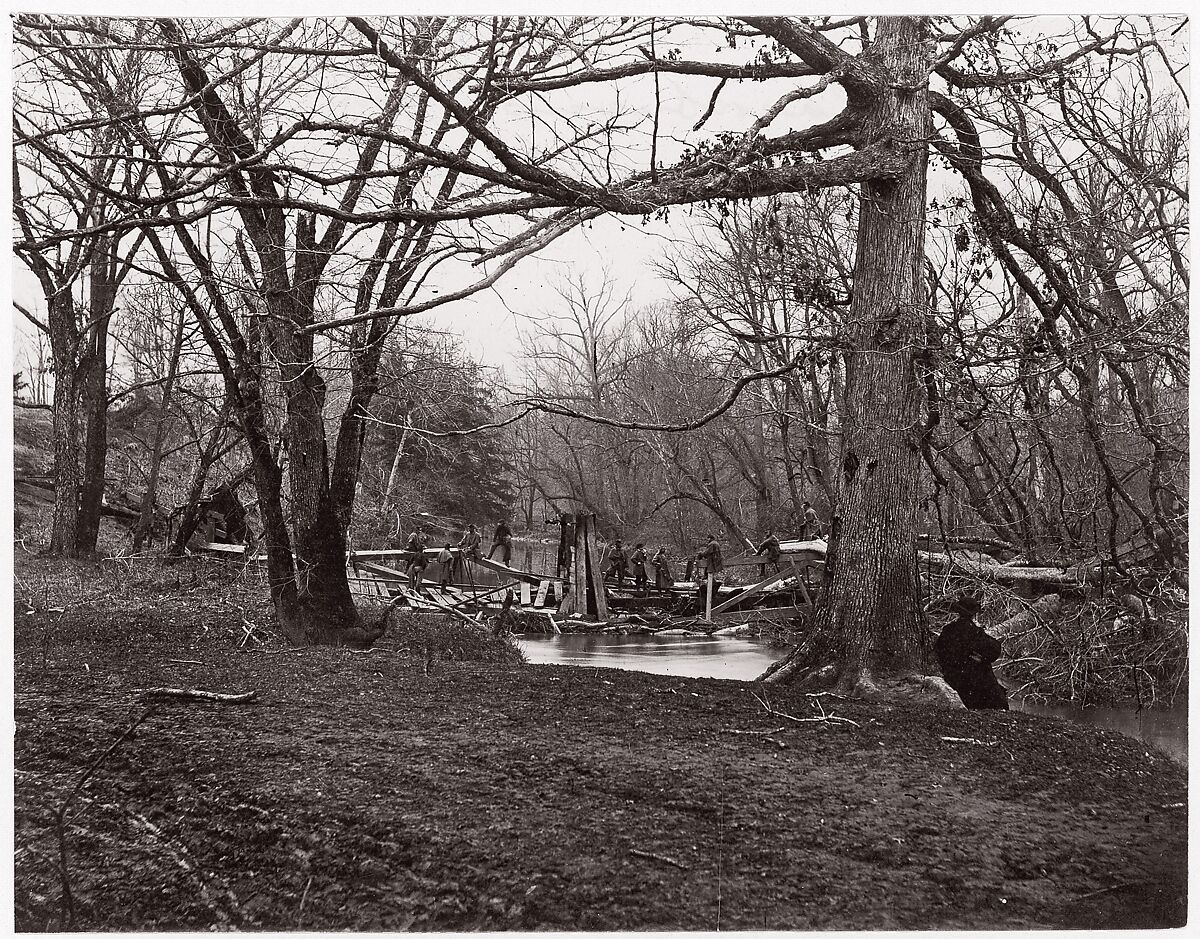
<box><xmin>518</xmin><ymin>633</ymin><xmax>781</xmax><ymax>681</ymax></box>
<box><xmin>517</xmin><ymin>633</ymin><xmax>1188</xmax><ymax>764</ymax></box>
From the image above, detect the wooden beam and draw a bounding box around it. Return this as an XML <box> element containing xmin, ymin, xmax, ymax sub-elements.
<box><xmin>470</xmin><ymin>555</ymin><xmax>542</xmax><ymax>584</ymax></box>
<box><xmin>788</xmin><ymin>558</ymin><xmax>815</xmax><ymax>607</ymax></box>
<box><xmin>712</xmin><ymin>605</ymin><xmax>805</xmax><ymax>623</ymax></box>
<box><xmin>584</xmin><ymin>515</ymin><xmax>609</xmax><ymax>621</ymax></box>
<box><xmin>709</xmin><ymin>569</ymin><xmax>787</xmax><ymax>616</ymax></box>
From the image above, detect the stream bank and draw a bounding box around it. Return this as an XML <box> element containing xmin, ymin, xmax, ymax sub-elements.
<box><xmin>12</xmin><ymin>560</ymin><xmax>1187</xmax><ymax>929</ymax></box>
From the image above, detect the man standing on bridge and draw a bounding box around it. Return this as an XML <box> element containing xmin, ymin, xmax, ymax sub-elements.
<box><xmin>756</xmin><ymin>530</ymin><xmax>783</xmax><ymax>577</ymax></box>
<box><xmin>456</xmin><ymin>523</ymin><xmax>481</xmax><ymax>578</ymax></box>
<box><xmin>800</xmin><ymin>501</ymin><xmax>824</xmax><ymax>541</ymax></box>
<box><xmin>488</xmin><ymin>520</ymin><xmax>513</xmax><ymax>566</ymax></box>
<box><xmin>630</xmin><ymin>543</ymin><xmax>649</xmax><ymax>595</ymax></box>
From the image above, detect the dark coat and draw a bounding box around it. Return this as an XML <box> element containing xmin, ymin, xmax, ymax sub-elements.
<box><xmin>756</xmin><ymin>535</ymin><xmax>782</xmax><ymax>561</ymax></box>
<box><xmin>935</xmin><ymin>616</ymin><xmax>1009</xmax><ymax>710</ymax></box>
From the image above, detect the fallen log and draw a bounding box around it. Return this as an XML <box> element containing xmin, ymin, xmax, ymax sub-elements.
<box><xmin>919</xmin><ymin>551</ymin><xmax>1097</xmax><ymax>587</ymax></box>
<box><xmin>992</xmin><ymin>594</ymin><xmax>1063</xmax><ymax>659</ymax></box>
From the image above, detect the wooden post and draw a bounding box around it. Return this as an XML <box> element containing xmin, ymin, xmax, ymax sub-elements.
<box><xmin>520</xmin><ymin>581</ymin><xmax>532</xmax><ymax>606</ymax></box>
<box><xmin>790</xmin><ymin>558</ymin><xmax>814</xmax><ymax>607</ymax></box>
<box><xmin>583</xmin><ymin>514</ymin><xmax>609</xmax><ymax>622</ymax></box>
<box><xmin>705</xmin><ymin>573</ymin><xmax>714</xmax><ymax>622</ymax></box>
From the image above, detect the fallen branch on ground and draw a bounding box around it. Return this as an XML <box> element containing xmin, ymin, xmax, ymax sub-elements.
<box><xmin>751</xmin><ymin>691</ymin><xmax>861</xmax><ymax>727</ymax></box>
<box><xmin>939</xmin><ymin>736</ymin><xmax>998</xmax><ymax>746</ymax></box>
<box><xmin>136</xmin><ymin>688</ymin><xmax>258</xmax><ymax>704</ymax></box>
<box><xmin>629</xmin><ymin>847</ymin><xmax>691</xmax><ymax>870</ymax></box>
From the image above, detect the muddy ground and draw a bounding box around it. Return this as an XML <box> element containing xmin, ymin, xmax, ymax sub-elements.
<box><xmin>12</xmin><ymin>559</ymin><xmax>1188</xmax><ymax>930</ymax></box>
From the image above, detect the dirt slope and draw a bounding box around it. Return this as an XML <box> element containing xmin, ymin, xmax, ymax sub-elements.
<box><xmin>12</xmin><ymin>566</ymin><xmax>1187</xmax><ymax>931</ymax></box>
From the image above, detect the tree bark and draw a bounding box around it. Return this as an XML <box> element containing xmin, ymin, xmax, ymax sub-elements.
<box><xmin>75</xmin><ymin>239</ymin><xmax>116</xmax><ymax>555</ymax></box>
<box><xmin>48</xmin><ymin>302</ymin><xmax>83</xmax><ymax>557</ymax></box>
<box><xmin>811</xmin><ymin>17</ymin><xmax>934</xmax><ymax>690</ymax></box>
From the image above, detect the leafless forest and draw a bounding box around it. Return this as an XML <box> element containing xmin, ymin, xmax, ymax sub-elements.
<box><xmin>13</xmin><ymin>15</ymin><xmax>1187</xmax><ymax>694</ymax></box>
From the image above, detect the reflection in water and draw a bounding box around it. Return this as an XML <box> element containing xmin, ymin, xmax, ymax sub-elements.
<box><xmin>518</xmin><ymin>633</ymin><xmax>781</xmax><ymax>681</ymax></box>
<box><xmin>518</xmin><ymin>634</ymin><xmax>1188</xmax><ymax>765</ymax></box>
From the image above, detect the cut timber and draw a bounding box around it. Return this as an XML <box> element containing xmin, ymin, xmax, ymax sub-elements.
<box><xmin>195</xmin><ymin>541</ymin><xmax>248</xmax><ymax>556</ymax></box>
<box><xmin>470</xmin><ymin>555</ymin><xmax>541</xmax><ymax>584</ymax></box>
<box><xmin>712</xmin><ymin>605</ymin><xmax>804</xmax><ymax>623</ymax></box>
<box><xmin>788</xmin><ymin>559</ymin><xmax>815</xmax><ymax>606</ymax></box>
<box><xmin>704</xmin><ymin>574</ymin><xmax>715</xmax><ymax>621</ymax></box>
<box><xmin>918</xmin><ymin>550</ymin><xmax>1098</xmax><ymax>586</ymax></box>
<box><xmin>520</xmin><ymin>581</ymin><xmax>532</xmax><ymax>606</ymax></box>
<box><xmin>583</xmin><ymin>515</ymin><xmax>610</xmax><ymax>621</ymax></box>
<box><xmin>710</xmin><ymin>570</ymin><xmax>787</xmax><ymax>616</ymax></box>
<box><xmin>991</xmin><ymin>594</ymin><xmax>1063</xmax><ymax>657</ymax></box>
<box><xmin>534</xmin><ymin>580</ymin><xmax>551</xmax><ymax>608</ymax></box>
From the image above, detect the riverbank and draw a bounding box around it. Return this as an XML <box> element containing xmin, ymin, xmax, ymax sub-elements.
<box><xmin>12</xmin><ymin>559</ymin><xmax>1187</xmax><ymax>930</ymax></box>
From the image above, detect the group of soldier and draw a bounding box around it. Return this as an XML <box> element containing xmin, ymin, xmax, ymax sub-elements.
<box><xmin>398</xmin><ymin>520</ymin><xmax>514</xmax><ymax>589</ymax></box>
<box><xmin>602</xmin><ymin>505</ymin><xmax>826</xmax><ymax>596</ymax></box>
<box><xmin>398</xmin><ymin>500</ymin><xmax>828</xmax><ymax>592</ymax></box>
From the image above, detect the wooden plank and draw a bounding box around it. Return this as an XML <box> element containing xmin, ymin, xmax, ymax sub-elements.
<box><xmin>552</xmin><ymin>580</ymin><xmax>563</xmax><ymax>603</ymax></box>
<box><xmin>195</xmin><ymin>541</ymin><xmax>247</xmax><ymax>555</ymax></box>
<box><xmin>534</xmin><ymin>579</ymin><xmax>551</xmax><ymax>607</ymax></box>
<box><xmin>712</xmin><ymin>605</ymin><xmax>805</xmax><ymax>623</ymax></box>
<box><xmin>520</xmin><ymin>581</ymin><xmax>532</xmax><ymax>606</ymax></box>
<box><xmin>583</xmin><ymin>515</ymin><xmax>609</xmax><ymax>621</ymax></box>
<box><xmin>357</xmin><ymin>559</ymin><xmax>406</xmax><ymax>581</ymax></box>
<box><xmin>593</xmin><ymin>524</ymin><xmax>610</xmax><ymax>621</ymax></box>
<box><xmin>788</xmin><ymin>558</ymin><xmax>815</xmax><ymax>607</ymax></box>
<box><xmin>710</xmin><ymin>569</ymin><xmax>788</xmax><ymax>616</ymax></box>
<box><xmin>471</xmin><ymin>554</ymin><xmax>542</xmax><ymax>584</ymax></box>
<box><xmin>704</xmin><ymin>573</ymin><xmax>715</xmax><ymax>621</ymax></box>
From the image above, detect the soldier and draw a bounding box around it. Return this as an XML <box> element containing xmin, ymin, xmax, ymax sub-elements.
<box><xmin>456</xmin><ymin>523</ymin><xmax>482</xmax><ymax>577</ymax></box>
<box><xmin>935</xmin><ymin>596</ymin><xmax>1009</xmax><ymax>710</ymax></box>
<box><xmin>608</xmin><ymin>539</ymin><xmax>628</xmax><ymax>588</ymax></box>
<box><xmin>697</xmin><ymin>534</ymin><xmax>724</xmax><ymax>579</ymax></box>
<box><xmin>651</xmin><ymin>546</ymin><xmax>673</xmax><ymax>590</ymax></box>
<box><xmin>488</xmin><ymin>520</ymin><xmax>513</xmax><ymax>565</ymax></box>
<box><xmin>630</xmin><ymin>543</ymin><xmax>649</xmax><ymax>595</ymax></box>
<box><xmin>403</xmin><ymin>528</ymin><xmax>425</xmax><ymax>572</ymax></box>
<box><xmin>436</xmin><ymin>544</ymin><xmax>454</xmax><ymax>587</ymax></box>
<box><xmin>407</xmin><ymin>547</ymin><xmax>429</xmax><ymax>592</ymax></box>
<box><xmin>756</xmin><ymin>530</ymin><xmax>783</xmax><ymax>577</ymax></box>
<box><xmin>800</xmin><ymin>501</ymin><xmax>824</xmax><ymax>540</ymax></box>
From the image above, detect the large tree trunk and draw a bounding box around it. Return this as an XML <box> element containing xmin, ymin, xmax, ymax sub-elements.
<box><xmin>806</xmin><ymin>17</ymin><xmax>934</xmax><ymax>693</ymax></box>
<box><xmin>48</xmin><ymin>320</ymin><xmax>83</xmax><ymax>557</ymax></box>
<box><xmin>76</xmin><ymin>239</ymin><xmax>115</xmax><ymax>555</ymax></box>
<box><xmin>281</xmin><ymin>361</ymin><xmax>360</xmax><ymax>645</ymax></box>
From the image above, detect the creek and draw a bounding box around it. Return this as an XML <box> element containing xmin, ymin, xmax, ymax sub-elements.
<box><xmin>517</xmin><ymin>633</ymin><xmax>1187</xmax><ymax>765</ymax></box>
